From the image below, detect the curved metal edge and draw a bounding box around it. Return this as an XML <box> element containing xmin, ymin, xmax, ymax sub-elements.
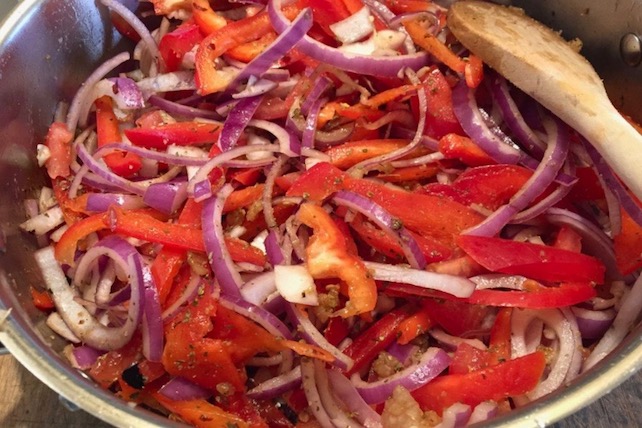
<box><xmin>0</xmin><ymin>2</ymin><xmax>181</xmax><ymax>427</ymax></box>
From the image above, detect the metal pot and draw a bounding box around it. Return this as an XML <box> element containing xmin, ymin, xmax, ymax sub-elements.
<box><xmin>0</xmin><ymin>0</ymin><xmax>641</xmax><ymax>426</ymax></box>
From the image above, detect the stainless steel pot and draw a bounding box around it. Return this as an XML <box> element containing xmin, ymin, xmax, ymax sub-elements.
<box><xmin>0</xmin><ymin>0</ymin><xmax>641</xmax><ymax>427</ymax></box>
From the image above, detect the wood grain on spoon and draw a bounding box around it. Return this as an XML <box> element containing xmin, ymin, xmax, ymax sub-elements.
<box><xmin>447</xmin><ymin>0</ymin><xmax>642</xmax><ymax>199</ymax></box>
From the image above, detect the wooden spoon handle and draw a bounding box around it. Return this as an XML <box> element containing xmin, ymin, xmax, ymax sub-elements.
<box><xmin>448</xmin><ymin>0</ymin><xmax>642</xmax><ymax>199</ymax></box>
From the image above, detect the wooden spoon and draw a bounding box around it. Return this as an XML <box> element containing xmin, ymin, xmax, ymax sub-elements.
<box><xmin>447</xmin><ymin>0</ymin><xmax>642</xmax><ymax>199</ymax></box>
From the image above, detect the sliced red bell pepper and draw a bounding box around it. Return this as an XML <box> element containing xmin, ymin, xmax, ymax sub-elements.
<box><xmin>342</xmin><ymin>306</ymin><xmax>411</xmax><ymax>375</ymax></box>
<box><xmin>348</xmin><ymin>213</ymin><xmax>451</xmax><ymax>263</ymax></box>
<box><xmin>191</xmin><ymin>0</ymin><xmax>227</xmax><ymax>34</ymax></box>
<box><xmin>464</xmin><ymin>54</ymin><xmax>484</xmax><ymax>89</ymax></box>
<box><xmin>405</xmin><ymin>19</ymin><xmax>466</xmax><ymax>73</ymax></box>
<box><xmin>395</xmin><ymin>309</ymin><xmax>433</xmax><ymax>345</ymax></box>
<box><xmin>95</xmin><ymin>96</ymin><xmax>142</xmax><ymax>178</ymax></box>
<box><xmin>438</xmin><ymin>133</ymin><xmax>495</xmax><ymax>167</ymax></box>
<box><xmin>449</xmin><ymin>342</ymin><xmax>492</xmax><ymax>375</ymax></box>
<box><xmin>325</xmin><ymin>139</ymin><xmax>410</xmax><ymax>169</ymax></box>
<box><xmin>297</xmin><ymin>203</ymin><xmax>377</xmax><ymax>318</ymax></box>
<box><xmin>30</xmin><ymin>287</ymin><xmax>55</xmax><ymax>311</ymax></box>
<box><xmin>226</xmin><ymin>32</ymin><xmax>278</xmax><ymax>63</ymax></box>
<box><xmin>323</xmin><ymin>316</ymin><xmax>350</xmax><ymax>347</ymax></box>
<box><xmin>488</xmin><ymin>307</ymin><xmax>512</xmax><ymax>364</ymax></box>
<box><xmin>158</xmin><ymin>22</ymin><xmax>204</xmax><ymax>72</ymax></box>
<box><xmin>124</xmin><ymin>121</ymin><xmax>223</xmax><ymax>149</ymax></box>
<box><xmin>466</xmin><ymin>281</ymin><xmax>597</xmax><ymax>308</ymax></box>
<box><xmin>374</xmin><ymin>164</ymin><xmax>439</xmax><ymax>183</ymax></box>
<box><xmin>458</xmin><ymin>235</ymin><xmax>606</xmax><ymax>284</ymax></box>
<box><xmin>413</xmin><ymin>68</ymin><xmax>464</xmax><ymax>139</ymax></box>
<box><xmin>153</xmin><ymin>395</ymin><xmax>249</xmax><ymax>428</ymax></box>
<box><xmin>412</xmin><ymin>351</ymin><xmax>546</xmax><ymax>414</ymax></box>
<box><xmin>51</xmin><ymin>177</ymin><xmax>86</xmax><ymax>225</ymax></box>
<box><xmin>420</xmin><ymin>299</ymin><xmax>488</xmax><ymax>337</ymax></box>
<box><xmin>614</xmin><ymin>209</ymin><xmax>642</xmax><ymax>275</ymax></box>
<box><xmin>89</xmin><ymin>335</ymin><xmax>142</xmax><ymax>389</ymax></box>
<box><xmin>305</xmin><ymin>0</ymin><xmax>351</xmax><ymax>37</ymax></box>
<box><xmin>43</xmin><ymin>122</ymin><xmax>73</xmax><ymax>179</ymax></box>
<box><xmin>55</xmin><ymin>211</ymin><xmax>109</xmax><ymax>266</ymax></box>
<box><xmin>553</xmin><ymin>225</ymin><xmax>583</xmax><ymax>253</ymax></box>
<box><xmin>287</xmin><ymin>162</ymin><xmax>484</xmax><ymax>248</ymax></box>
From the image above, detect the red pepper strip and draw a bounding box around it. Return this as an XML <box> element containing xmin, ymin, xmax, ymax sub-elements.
<box><xmin>30</xmin><ymin>287</ymin><xmax>55</xmax><ymax>311</ymax></box>
<box><xmin>553</xmin><ymin>225</ymin><xmax>583</xmax><ymax>252</ymax></box>
<box><xmin>191</xmin><ymin>0</ymin><xmax>227</xmax><ymax>34</ymax></box>
<box><xmin>412</xmin><ymin>351</ymin><xmax>546</xmax><ymax>414</ymax></box>
<box><xmin>396</xmin><ymin>309</ymin><xmax>433</xmax><ymax>345</ymax></box>
<box><xmin>226</xmin><ymin>32</ymin><xmax>278</xmax><ymax>63</ymax></box>
<box><xmin>287</xmin><ymin>162</ymin><xmax>484</xmax><ymax>248</ymax></box>
<box><xmin>154</xmin><ymin>396</ymin><xmax>249</xmax><ymax>428</ymax></box>
<box><xmin>124</xmin><ymin>121</ymin><xmax>223</xmax><ymax>149</ymax></box>
<box><xmin>438</xmin><ymin>133</ymin><xmax>495</xmax><ymax>167</ymax></box>
<box><xmin>348</xmin><ymin>213</ymin><xmax>451</xmax><ymax>263</ymax></box>
<box><xmin>414</xmin><ymin>67</ymin><xmax>464</xmax><ymax>139</ymax></box>
<box><xmin>151</xmin><ymin>199</ymin><xmax>203</xmax><ymax>305</ymax></box>
<box><xmin>319</xmin><ymin>101</ymin><xmax>385</xmax><ymax>124</ymax></box>
<box><xmin>297</xmin><ymin>203</ymin><xmax>377</xmax><ymax>318</ymax></box>
<box><xmin>51</xmin><ymin>177</ymin><xmax>86</xmax><ymax>225</ymax></box>
<box><xmin>305</xmin><ymin>0</ymin><xmax>351</xmax><ymax>37</ymax></box>
<box><xmin>342</xmin><ymin>306</ymin><xmax>412</xmax><ymax>375</ymax></box>
<box><xmin>420</xmin><ymin>299</ymin><xmax>489</xmax><ymax>337</ymax></box>
<box><xmin>324</xmin><ymin>316</ymin><xmax>350</xmax><ymax>347</ymax></box>
<box><xmin>464</xmin><ymin>54</ymin><xmax>484</xmax><ymax>88</ymax></box>
<box><xmin>43</xmin><ymin>122</ymin><xmax>73</xmax><ymax>179</ymax></box>
<box><xmin>448</xmin><ymin>342</ymin><xmax>492</xmax><ymax>375</ymax></box>
<box><xmin>55</xmin><ymin>211</ymin><xmax>109</xmax><ymax>266</ymax></box>
<box><xmin>195</xmin><ymin>2</ymin><xmax>304</xmax><ymax>94</ymax></box>
<box><xmin>458</xmin><ymin>235</ymin><xmax>606</xmax><ymax>284</ymax></box>
<box><xmin>615</xmin><ymin>209</ymin><xmax>642</xmax><ymax>275</ymax></box>
<box><xmin>375</xmin><ymin>165</ymin><xmax>440</xmax><ymax>184</ymax></box>
<box><xmin>89</xmin><ymin>335</ymin><xmax>142</xmax><ymax>389</ymax></box>
<box><xmin>467</xmin><ymin>282</ymin><xmax>597</xmax><ymax>309</ymax></box>
<box><xmin>325</xmin><ymin>139</ymin><xmax>409</xmax><ymax>169</ymax></box>
<box><xmin>95</xmin><ymin>96</ymin><xmax>142</xmax><ymax>178</ymax></box>
<box><xmin>158</xmin><ymin>22</ymin><xmax>204</xmax><ymax>72</ymax></box>
<box><xmin>380</xmin><ymin>0</ymin><xmax>440</xmax><ymax>14</ymax></box>
<box><xmin>489</xmin><ymin>307</ymin><xmax>512</xmax><ymax>363</ymax></box>
<box><xmin>223</xmin><ymin>184</ymin><xmax>266</xmax><ymax>213</ymax></box>
<box><xmin>404</xmin><ymin>18</ymin><xmax>466</xmax><ymax>74</ymax></box>
<box><xmin>362</xmin><ymin>84</ymin><xmax>424</xmax><ymax>108</ymax></box>
<box><xmin>109</xmin><ymin>207</ymin><xmax>267</xmax><ymax>266</ymax></box>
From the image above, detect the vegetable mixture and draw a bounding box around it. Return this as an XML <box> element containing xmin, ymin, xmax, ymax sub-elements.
<box><xmin>21</xmin><ymin>0</ymin><xmax>642</xmax><ymax>426</ymax></box>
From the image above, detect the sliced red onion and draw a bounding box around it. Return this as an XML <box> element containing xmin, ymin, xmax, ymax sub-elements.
<box><xmin>226</xmin><ymin>8</ymin><xmax>313</xmax><ymax>93</ymax></box>
<box><xmin>464</xmin><ymin>115</ymin><xmax>569</xmax><ymax>237</ymax></box>
<box><xmin>302</xmin><ymin>96</ymin><xmax>326</xmax><ymax>149</ymax></box>
<box><xmin>158</xmin><ymin>377</ymin><xmax>211</xmax><ymax>401</ymax></box>
<box><xmin>467</xmin><ymin>401</ymin><xmax>498</xmax><ymax>425</ymax></box>
<box><xmin>274</xmin><ymin>264</ymin><xmax>318</xmax><ymax>306</ymax></box>
<box><xmin>452</xmin><ymin>80</ymin><xmax>524</xmax><ymax>164</ymax></box>
<box><xmin>188</xmin><ymin>144</ymin><xmax>281</xmax><ymax>199</ymax></box>
<box><xmin>65</xmin><ymin>345</ymin><xmax>105</xmax><ymax>370</ymax></box>
<box><xmin>583</xmin><ymin>138</ymin><xmax>642</xmax><ymax>226</ymax></box>
<box><xmin>66</xmin><ymin>52</ymin><xmax>131</xmax><ymax>133</ymax></box>
<box><xmin>100</xmin><ymin>0</ymin><xmax>161</xmax><ymax>70</ymax></box>
<box><xmin>218</xmin><ymin>95</ymin><xmax>265</xmax><ymax>151</ymax></box>
<box><xmin>286</xmin><ymin>105</ymin><xmax>355</xmax><ymax>148</ymax></box>
<box><xmin>46</xmin><ymin>312</ymin><xmax>81</xmax><ymax>343</ymax></box>
<box><xmin>351</xmin><ymin>347</ymin><xmax>450</xmax><ymax>404</ymax></box>
<box><xmin>583</xmin><ymin>273</ymin><xmax>642</xmax><ymax>371</ymax></box>
<box><xmin>333</xmin><ymin>190</ymin><xmax>427</xmax><ymax>269</ymax></box>
<box><xmin>315</xmin><ymin>360</ymin><xmax>368</xmax><ymax>428</ymax></box>
<box><xmin>286</xmin><ymin>303</ymin><xmax>354</xmax><ymax>371</ymax></box>
<box><xmin>93</xmin><ymin>77</ymin><xmax>145</xmax><ymax>112</ymax></box>
<box><xmin>511</xmin><ymin>168</ymin><xmax>577</xmax><ymax>223</ymax></box>
<box><xmin>219</xmin><ymin>294</ymin><xmax>293</xmax><ymax>339</ymax></box>
<box><xmin>386</xmin><ymin>342</ymin><xmax>419</xmax><ymax>366</ymax></box>
<box><xmin>247</xmin><ymin>365</ymin><xmax>302</xmax><ymax>400</ymax></box>
<box><xmin>249</xmin><ymin>119</ymin><xmax>301</xmax><ymax>157</ymax></box>
<box><xmin>35</xmin><ymin>239</ymin><xmax>143</xmax><ymax>351</ymax></box>
<box><xmin>19</xmin><ymin>206</ymin><xmax>64</xmax><ymax>235</ymax></box>
<box><xmin>232</xmin><ymin>77</ymin><xmax>278</xmax><ymax>99</ymax></box>
<box><xmin>76</xmin><ymin>142</ymin><xmax>146</xmax><ymax>196</ymax></box>
<box><xmin>429</xmin><ymin>328</ymin><xmax>487</xmax><ymax>351</ymax></box>
<box><xmin>201</xmin><ymin>183</ymin><xmax>244</xmax><ymax>298</ymax></box>
<box><xmin>438</xmin><ymin>402</ymin><xmax>472</xmax><ymax>428</ymax></box>
<box><xmin>143</xmin><ymin>179</ymin><xmax>188</xmax><ymax>215</ymax></box>
<box><xmin>262</xmin><ymin>155</ymin><xmax>287</xmax><ymax>230</ymax></box>
<box><xmin>545</xmin><ymin>207</ymin><xmax>620</xmax><ymax>280</ymax></box>
<box><xmin>148</xmin><ymin>95</ymin><xmax>221</xmax><ymax>121</ymax></box>
<box><xmin>490</xmin><ymin>75</ymin><xmax>546</xmax><ymax>156</ymax></box>
<box><xmin>85</xmin><ymin>193</ymin><xmax>146</xmax><ymax>212</ymax></box>
<box><xmin>571</xmin><ymin>306</ymin><xmax>615</xmax><ymax>340</ymax></box>
<box><xmin>141</xmin><ymin>265</ymin><xmax>163</xmax><ymax>362</ymax></box>
<box><xmin>265</xmin><ymin>229</ymin><xmax>288</xmax><ymax>266</ymax></box>
<box><xmin>330</xmin><ymin>6</ymin><xmax>374</xmax><ymax>44</ymax></box>
<box><xmin>240</xmin><ymin>271</ymin><xmax>277</xmax><ymax>306</ymax></box>
<box><xmin>300</xmin><ymin>76</ymin><xmax>332</xmax><ymax>116</ymax></box>
<box><xmin>326</xmin><ymin>370</ymin><xmax>382</xmax><ymax>428</ymax></box>
<box><xmin>301</xmin><ymin>358</ymin><xmax>334</xmax><ymax>428</ymax></box>
<box><xmin>511</xmin><ymin>308</ymin><xmax>580</xmax><ymax>399</ymax></box>
<box><xmin>268</xmin><ymin>0</ymin><xmax>431</xmax><ymax>77</ymax></box>
<box><xmin>364</xmin><ymin>261</ymin><xmax>475</xmax><ymax>298</ymax></box>
<box><xmin>136</xmin><ymin>71</ymin><xmax>197</xmax><ymax>96</ymax></box>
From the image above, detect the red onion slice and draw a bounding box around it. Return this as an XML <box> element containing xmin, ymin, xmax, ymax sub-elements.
<box><xmin>364</xmin><ymin>261</ymin><xmax>475</xmax><ymax>298</ymax></box>
<box><xmin>326</xmin><ymin>369</ymin><xmax>382</xmax><ymax>428</ymax></box>
<box><xmin>467</xmin><ymin>401</ymin><xmax>498</xmax><ymax>425</ymax></box>
<box><xmin>439</xmin><ymin>402</ymin><xmax>472</xmax><ymax>428</ymax></box>
<box><xmin>141</xmin><ymin>265</ymin><xmax>163</xmax><ymax>362</ymax></box>
<box><xmin>268</xmin><ymin>0</ymin><xmax>432</xmax><ymax>77</ymax></box>
<box><xmin>571</xmin><ymin>306</ymin><xmax>615</xmax><ymax>340</ymax></box>
<box><xmin>148</xmin><ymin>95</ymin><xmax>221</xmax><ymax>121</ymax></box>
<box><xmin>66</xmin><ymin>345</ymin><xmax>105</xmax><ymax>370</ymax></box>
<box><xmin>300</xmin><ymin>358</ymin><xmax>334</xmax><ymax>428</ymax></box>
<box><xmin>351</xmin><ymin>347</ymin><xmax>451</xmax><ymax>404</ymax></box>
<box><xmin>218</xmin><ymin>95</ymin><xmax>264</xmax><ymax>151</ymax></box>
<box><xmin>143</xmin><ymin>179</ymin><xmax>188</xmax><ymax>215</ymax></box>
<box><xmin>219</xmin><ymin>294</ymin><xmax>293</xmax><ymax>339</ymax></box>
<box><xmin>85</xmin><ymin>193</ymin><xmax>146</xmax><ymax>212</ymax></box>
<box><xmin>246</xmin><ymin>365</ymin><xmax>302</xmax><ymax>400</ymax></box>
<box><xmin>158</xmin><ymin>377</ymin><xmax>211</xmax><ymax>401</ymax></box>
<box><xmin>35</xmin><ymin>239</ymin><xmax>143</xmax><ymax>351</ymax></box>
